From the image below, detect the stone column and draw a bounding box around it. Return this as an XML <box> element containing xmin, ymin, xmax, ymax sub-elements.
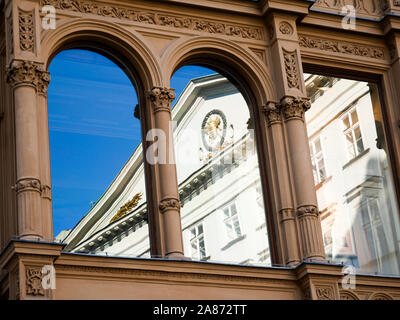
<box><xmin>37</xmin><ymin>71</ymin><xmax>53</xmax><ymax>240</ymax></box>
<box><xmin>268</xmin><ymin>12</ymin><xmax>325</xmax><ymax>262</ymax></box>
<box><xmin>281</xmin><ymin>97</ymin><xmax>325</xmax><ymax>261</ymax></box>
<box><xmin>6</xmin><ymin>60</ymin><xmax>47</xmax><ymax>240</ymax></box>
<box><xmin>264</xmin><ymin>102</ymin><xmax>300</xmax><ymax>266</ymax></box>
<box><xmin>148</xmin><ymin>87</ymin><xmax>185</xmax><ymax>259</ymax></box>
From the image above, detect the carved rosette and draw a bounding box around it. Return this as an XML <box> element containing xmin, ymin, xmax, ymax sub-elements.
<box><xmin>263</xmin><ymin>102</ymin><xmax>282</xmax><ymax>126</ymax></box>
<box><xmin>19</xmin><ymin>10</ymin><xmax>35</xmax><ymax>52</ymax></box>
<box><xmin>280</xmin><ymin>96</ymin><xmax>311</xmax><ymax>121</ymax></box>
<box><xmin>14</xmin><ymin>177</ymin><xmax>42</xmax><ymax>194</ymax></box>
<box><xmin>279</xmin><ymin>22</ymin><xmax>293</xmax><ymax>36</ymax></box>
<box><xmin>26</xmin><ymin>268</ymin><xmax>44</xmax><ymax>296</ymax></box>
<box><xmin>6</xmin><ymin>60</ymin><xmax>50</xmax><ymax>93</ymax></box>
<box><xmin>148</xmin><ymin>87</ymin><xmax>175</xmax><ymax>114</ymax></box>
<box><xmin>159</xmin><ymin>197</ymin><xmax>181</xmax><ymax>213</ymax></box>
<box><xmin>297</xmin><ymin>205</ymin><xmax>319</xmax><ymax>218</ymax></box>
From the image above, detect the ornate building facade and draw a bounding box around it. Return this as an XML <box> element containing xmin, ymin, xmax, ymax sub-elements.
<box><xmin>1</xmin><ymin>0</ymin><xmax>400</xmax><ymax>300</ymax></box>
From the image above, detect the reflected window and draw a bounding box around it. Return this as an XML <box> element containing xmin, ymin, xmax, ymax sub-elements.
<box><xmin>305</xmin><ymin>75</ymin><xmax>400</xmax><ymax>275</ymax></box>
<box><xmin>342</xmin><ymin>107</ymin><xmax>364</xmax><ymax>160</ymax></box>
<box><xmin>223</xmin><ymin>203</ymin><xmax>242</xmax><ymax>241</ymax></box>
<box><xmin>309</xmin><ymin>136</ymin><xmax>327</xmax><ymax>185</ymax></box>
<box><xmin>190</xmin><ymin>223</ymin><xmax>206</xmax><ymax>260</ymax></box>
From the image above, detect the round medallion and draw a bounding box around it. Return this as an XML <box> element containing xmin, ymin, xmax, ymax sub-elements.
<box><xmin>201</xmin><ymin>110</ymin><xmax>227</xmax><ymax>152</ymax></box>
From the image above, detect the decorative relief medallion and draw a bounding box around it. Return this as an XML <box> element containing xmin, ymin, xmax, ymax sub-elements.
<box><xmin>279</xmin><ymin>22</ymin><xmax>293</xmax><ymax>36</ymax></box>
<box><xmin>316</xmin><ymin>286</ymin><xmax>335</xmax><ymax>300</ymax></box>
<box><xmin>159</xmin><ymin>198</ymin><xmax>181</xmax><ymax>213</ymax></box>
<box><xmin>26</xmin><ymin>268</ymin><xmax>45</xmax><ymax>296</ymax></box>
<box><xmin>282</xmin><ymin>49</ymin><xmax>300</xmax><ymax>90</ymax></box>
<box><xmin>6</xmin><ymin>60</ymin><xmax>50</xmax><ymax>93</ymax></box>
<box><xmin>297</xmin><ymin>205</ymin><xmax>319</xmax><ymax>218</ymax></box>
<box><xmin>201</xmin><ymin>110</ymin><xmax>227</xmax><ymax>152</ymax></box>
<box><xmin>280</xmin><ymin>96</ymin><xmax>311</xmax><ymax>121</ymax></box>
<box><xmin>298</xmin><ymin>35</ymin><xmax>385</xmax><ymax>60</ymax></box>
<box><xmin>148</xmin><ymin>87</ymin><xmax>175</xmax><ymax>113</ymax></box>
<box><xmin>18</xmin><ymin>10</ymin><xmax>35</xmax><ymax>52</ymax></box>
<box><xmin>14</xmin><ymin>177</ymin><xmax>42</xmax><ymax>193</ymax></box>
<box><xmin>40</xmin><ymin>0</ymin><xmax>263</xmax><ymax>40</ymax></box>
<box><xmin>263</xmin><ymin>102</ymin><xmax>282</xmax><ymax>125</ymax></box>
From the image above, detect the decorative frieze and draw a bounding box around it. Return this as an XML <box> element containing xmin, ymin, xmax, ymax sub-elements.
<box><xmin>315</xmin><ymin>286</ymin><xmax>335</xmax><ymax>300</ymax></box>
<box><xmin>148</xmin><ymin>87</ymin><xmax>175</xmax><ymax>114</ymax></box>
<box><xmin>282</xmin><ymin>49</ymin><xmax>300</xmax><ymax>90</ymax></box>
<box><xmin>298</xmin><ymin>35</ymin><xmax>385</xmax><ymax>60</ymax></box>
<box><xmin>40</xmin><ymin>0</ymin><xmax>263</xmax><ymax>40</ymax></box>
<box><xmin>6</xmin><ymin>60</ymin><xmax>50</xmax><ymax>93</ymax></box>
<box><xmin>26</xmin><ymin>268</ymin><xmax>45</xmax><ymax>296</ymax></box>
<box><xmin>280</xmin><ymin>96</ymin><xmax>311</xmax><ymax>121</ymax></box>
<box><xmin>312</xmin><ymin>0</ymin><xmax>386</xmax><ymax>17</ymax></box>
<box><xmin>18</xmin><ymin>10</ymin><xmax>35</xmax><ymax>53</ymax></box>
<box><xmin>159</xmin><ymin>198</ymin><xmax>181</xmax><ymax>213</ymax></box>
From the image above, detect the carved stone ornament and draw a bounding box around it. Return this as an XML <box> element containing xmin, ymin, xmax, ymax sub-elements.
<box><xmin>263</xmin><ymin>102</ymin><xmax>282</xmax><ymax>125</ymax></box>
<box><xmin>41</xmin><ymin>184</ymin><xmax>52</xmax><ymax>200</ymax></box>
<box><xmin>6</xmin><ymin>60</ymin><xmax>50</xmax><ymax>93</ymax></box>
<box><xmin>26</xmin><ymin>268</ymin><xmax>45</xmax><ymax>296</ymax></box>
<box><xmin>280</xmin><ymin>96</ymin><xmax>311</xmax><ymax>121</ymax></box>
<box><xmin>279</xmin><ymin>208</ymin><xmax>295</xmax><ymax>222</ymax></box>
<box><xmin>40</xmin><ymin>0</ymin><xmax>263</xmax><ymax>40</ymax></box>
<box><xmin>148</xmin><ymin>87</ymin><xmax>175</xmax><ymax>113</ymax></box>
<box><xmin>298</xmin><ymin>35</ymin><xmax>385</xmax><ymax>60</ymax></box>
<box><xmin>19</xmin><ymin>10</ymin><xmax>35</xmax><ymax>52</ymax></box>
<box><xmin>340</xmin><ymin>290</ymin><xmax>360</xmax><ymax>300</ymax></box>
<box><xmin>13</xmin><ymin>177</ymin><xmax>42</xmax><ymax>193</ymax></box>
<box><xmin>283</xmin><ymin>49</ymin><xmax>300</xmax><ymax>89</ymax></box>
<box><xmin>159</xmin><ymin>198</ymin><xmax>181</xmax><ymax>213</ymax></box>
<box><xmin>316</xmin><ymin>286</ymin><xmax>335</xmax><ymax>300</ymax></box>
<box><xmin>297</xmin><ymin>205</ymin><xmax>319</xmax><ymax>218</ymax></box>
<box><xmin>367</xmin><ymin>292</ymin><xmax>394</xmax><ymax>300</ymax></box>
<box><xmin>279</xmin><ymin>22</ymin><xmax>293</xmax><ymax>36</ymax></box>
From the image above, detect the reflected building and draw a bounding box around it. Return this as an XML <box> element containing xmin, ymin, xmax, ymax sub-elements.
<box><xmin>305</xmin><ymin>74</ymin><xmax>400</xmax><ymax>275</ymax></box>
<box><xmin>58</xmin><ymin>73</ymin><xmax>400</xmax><ymax>276</ymax></box>
<box><xmin>58</xmin><ymin>74</ymin><xmax>271</xmax><ymax>266</ymax></box>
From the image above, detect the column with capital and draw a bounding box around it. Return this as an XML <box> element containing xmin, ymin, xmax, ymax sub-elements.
<box><xmin>148</xmin><ymin>87</ymin><xmax>185</xmax><ymax>259</ymax></box>
<box><xmin>267</xmin><ymin>12</ymin><xmax>325</xmax><ymax>262</ymax></box>
<box><xmin>6</xmin><ymin>60</ymin><xmax>48</xmax><ymax>240</ymax></box>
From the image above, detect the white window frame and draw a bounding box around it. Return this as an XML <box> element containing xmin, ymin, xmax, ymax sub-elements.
<box><xmin>189</xmin><ymin>222</ymin><xmax>206</xmax><ymax>260</ymax></box>
<box><xmin>341</xmin><ymin>107</ymin><xmax>364</xmax><ymax>160</ymax></box>
<box><xmin>309</xmin><ymin>135</ymin><xmax>327</xmax><ymax>185</ymax></box>
<box><xmin>222</xmin><ymin>202</ymin><xmax>242</xmax><ymax>241</ymax></box>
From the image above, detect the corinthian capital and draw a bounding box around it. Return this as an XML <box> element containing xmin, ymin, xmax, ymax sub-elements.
<box><xmin>280</xmin><ymin>96</ymin><xmax>311</xmax><ymax>121</ymax></box>
<box><xmin>263</xmin><ymin>102</ymin><xmax>282</xmax><ymax>125</ymax></box>
<box><xmin>6</xmin><ymin>60</ymin><xmax>50</xmax><ymax>94</ymax></box>
<box><xmin>148</xmin><ymin>87</ymin><xmax>175</xmax><ymax>113</ymax></box>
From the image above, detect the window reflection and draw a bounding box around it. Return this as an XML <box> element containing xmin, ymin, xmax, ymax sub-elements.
<box><xmin>305</xmin><ymin>74</ymin><xmax>400</xmax><ymax>275</ymax></box>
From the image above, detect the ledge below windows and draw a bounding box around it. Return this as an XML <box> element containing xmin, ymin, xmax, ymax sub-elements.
<box><xmin>342</xmin><ymin>148</ymin><xmax>370</xmax><ymax>170</ymax></box>
<box><xmin>221</xmin><ymin>234</ymin><xmax>246</xmax><ymax>251</ymax></box>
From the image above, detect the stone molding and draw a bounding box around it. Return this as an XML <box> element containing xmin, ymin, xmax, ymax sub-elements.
<box><xmin>159</xmin><ymin>198</ymin><xmax>181</xmax><ymax>213</ymax></box>
<box><xmin>298</xmin><ymin>34</ymin><xmax>385</xmax><ymax>60</ymax></box>
<box><xmin>6</xmin><ymin>60</ymin><xmax>50</xmax><ymax>94</ymax></box>
<box><xmin>279</xmin><ymin>208</ymin><xmax>296</xmax><ymax>222</ymax></box>
<box><xmin>148</xmin><ymin>87</ymin><xmax>175</xmax><ymax>114</ymax></box>
<box><xmin>40</xmin><ymin>0</ymin><xmax>263</xmax><ymax>40</ymax></box>
<box><xmin>297</xmin><ymin>205</ymin><xmax>319</xmax><ymax>218</ymax></box>
<box><xmin>13</xmin><ymin>177</ymin><xmax>42</xmax><ymax>194</ymax></box>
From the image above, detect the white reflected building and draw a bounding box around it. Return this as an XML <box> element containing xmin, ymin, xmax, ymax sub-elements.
<box><xmin>57</xmin><ymin>73</ymin><xmax>400</xmax><ymax>275</ymax></box>
<box><xmin>58</xmin><ymin>74</ymin><xmax>271</xmax><ymax>266</ymax></box>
